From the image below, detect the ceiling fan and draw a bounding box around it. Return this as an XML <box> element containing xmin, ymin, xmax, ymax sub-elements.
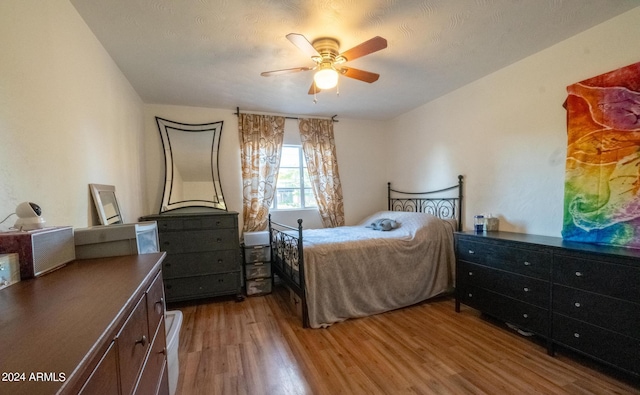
<box><xmin>261</xmin><ymin>33</ymin><xmax>388</xmax><ymax>94</ymax></box>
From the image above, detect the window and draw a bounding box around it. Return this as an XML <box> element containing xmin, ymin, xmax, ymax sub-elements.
<box><xmin>272</xmin><ymin>146</ymin><xmax>317</xmax><ymax>210</ymax></box>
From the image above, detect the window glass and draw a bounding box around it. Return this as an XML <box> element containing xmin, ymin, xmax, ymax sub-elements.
<box><xmin>273</xmin><ymin>146</ymin><xmax>317</xmax><ymax>210</ymax></box>
<box><xmin>277</xmin><ymin>168</ymin><xmax>300</xmax><ymax>188</ymax></box>
<box><xmin>304</xmin><ymin>189</ymin><xmax>316</xmax><ymax>207</ymax></box>
<box><xmin>280</xmin><ymin>146</ymin><xmax>300</xmax><ymax>167</ymax></box>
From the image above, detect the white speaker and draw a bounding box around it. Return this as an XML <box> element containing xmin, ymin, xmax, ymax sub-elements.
<box><xmin>0</xmin><ymin>227</ymin><xmax>75</xmax><ymax>278</ymax></box>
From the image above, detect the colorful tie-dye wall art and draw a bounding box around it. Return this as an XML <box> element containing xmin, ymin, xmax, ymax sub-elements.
<box><xmin>562</xmin><ymin>61</ymin><xmax>640</xmax><ymax>248</ymax></box>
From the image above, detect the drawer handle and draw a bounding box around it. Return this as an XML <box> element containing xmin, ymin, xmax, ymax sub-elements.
<box><xmin>468</xmin><ymin>271</ymin><xmax>473</xmax><ymax>276</ymax></box>
<box><xmin>160</xmin><ymin>347</ymin><xmax>167</xmax><ymax>356</ymax></box>
<box><xmin>217</xmin><ymin>238</ymin><xmax>223</xmax><ymax>243</ymax></box>
<box><xmin>468</xmin><ymin>293</ymin><xmax>473</xmax><ymax>298</ymax></box>
<box><xmin>218</xmin><ymin>259</ymin><xmax>223</xmax><ymax>264</ymax></box>
<box><xmin>523</xmin><ymin>287</ymin><xmax>530</xmax><ymax>292</ymax></box>
<box><xmin>165</xmin><ymin>262</ymin><xmax>171</xmax><ymax>267</ymax></box>
<box><xmin>523</xmin><ymin>261</ymin><xmax>531</xmax><ymax>266</ymax></box>
<box><xmin>135</xmin><ymin>335</ymin><xmax>148</xmax><ymax>347</ymax></box>
<box><xmin>523</xmin><ymin>313</ymin><xmax>529</xmax><ymax>318</ymax></box>
<box><xmin>574</xmin><ymin>302</ymin><xmax>581</xmax><ymax>308</ymax></box>
<box><xmin>216</xmin><ymin>221</ymin><xmax>221</xmax><ymax>226</ymax></box>
<box><xmin>468</xmin><ymin>250</ymin><xmax>475</xmax><ymax>254</ymax></box>
<box><xmin>575</xmin><ymin>271</ymin><xmax>583</xmax><ymax>277</ymax></box>
<box><xmin>574</xmin><ymin>333</ymin><xmax>580</xmax><ymax>338</ymax></box>
<box><xmin>155</xmin><ymin>298</ymin><xmax>164</xmax><ymax>314</ymax></box>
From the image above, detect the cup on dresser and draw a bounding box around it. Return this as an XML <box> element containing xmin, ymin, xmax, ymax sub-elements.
<box><xmin>474</xmin><ymin>215</ymin><xmax>485</xmax><ymax>234</ymax></box>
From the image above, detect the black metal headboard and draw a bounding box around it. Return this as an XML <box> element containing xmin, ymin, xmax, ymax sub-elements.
<box><xmin>387</xmin><ymin>175</ymin><xmax>464</xmax><ymax>231</ymax></box>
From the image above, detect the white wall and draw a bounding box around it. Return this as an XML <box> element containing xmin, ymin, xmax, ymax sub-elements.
<box><xmin>386</xmin><ymin>7</ymin><xmax>640</xmax><ymax>237</ymax></box>
<box><xmin>143</xmin><ymin>105</ymin><xmax>388</xmax><ymax>232</ymax></box>
<box><xmin>0</xmin><ymin>0</ymin><xmax>147</xmax><ymax>231</ymax></box>
<box><xmin>333</xmin><ymin>118</ymin><xmax>388</xmax><ymax>225</ymax></box>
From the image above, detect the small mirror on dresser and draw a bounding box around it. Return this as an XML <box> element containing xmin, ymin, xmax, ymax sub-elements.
<box><xmin>89</xmin><ymin>183</ymin><xmax>123</xmax><ymax>225</ymax></box>
<box><xmin>155</xmin><ymin>117</ymin><xmax>226</xmax><ymax>213</ymax></box>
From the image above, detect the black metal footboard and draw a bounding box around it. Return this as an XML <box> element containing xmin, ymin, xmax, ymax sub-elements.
<box><xmin>268</xmin><ymin>215</ymin><xmax>309</xmax><ymax>327</ymax></box>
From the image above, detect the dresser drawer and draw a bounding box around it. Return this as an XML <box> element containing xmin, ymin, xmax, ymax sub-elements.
<box><xmin>182</xmin><ymin>215</ymin><xmax>236</xmax><ymax>230</ymax></box>
<box><xmin>458</xmin><ymin>261</ymin><xmax>549</xmax><ymax>307</ymax></box>
<box><xmin>246</xmin><ymin>278</ymin><xmax>272</xmax><ymax>296</ymax></box>
<box><xmin>156</xmin><ymin>215</ymin><xmax>236</xmax><ymax>231</ymax></box>
<box><xmin>162</xmin><ymin>250</ymin><xmax>240</xmax><ymax>278</ymax></box>
<box><xmin>78</xmin><ymin>341</ymin><xmax>119</xmax><ymax>395</ymax></box>
<box><xmin>164</xmin><ymin>272</ymin><xmax>240</xmax><ymax>301</ymax></box>
<box><xmin>243</xmin><ymin>245</ymin><xmax>271</xmax><ymax>264</ymax></box>
<box><xmin>159</xmin><ymin>228</ymin><xmax>239</xmax><ymax>253</ymax></box>
<box><xmin>116</xmin><ymin>295</ymin><xmax>150</xmax><ymax>395</ymax></box>
<box><xmin>245</xmin><ymin>262</ymin><xmax>272</xmax><ymax>280</ymax></box>
<box><xmin>553</xmin><ymin>313</ymin><xmax>640</xmax><ymax>376</ymax></box>
<box><xmin>553</xmin><ymin>255</ymin><xmax>640</xmax><ymax>302</ymax></box>
<box><xmin>457</xmin><ymin>239</ymin><xmax>551</xmax><ymax>279</ymax></box>
<box><xmin>146</xmin><ymin>272</ymin><xmax>165</xmax><ymax>337</ymax></box>
<box><xmin>134</xmin><ymin>318</ymin><xmax>168</xmax><ymax>395</ymax></box>
<box><xmin>458</xmin><ymin>285</ymin><xmax>549</xmax><ymax>336</ymax></box>
<box><xmin>553</xmin><ymin>285</ymin><xmax>640</xmax><ymax>339</ymax></box>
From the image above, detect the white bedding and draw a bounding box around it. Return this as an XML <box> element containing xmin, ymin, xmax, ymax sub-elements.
<box><xmin>301</xmin><ymin>211</ymin><xmax>456</xmax><ymax>328</ymax></box>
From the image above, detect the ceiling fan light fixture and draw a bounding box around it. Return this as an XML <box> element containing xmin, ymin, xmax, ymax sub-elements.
<box><xmin>314</xmin><ymin>65</ymin><xmax>339</xmax><ymax>89</ymax></box>
<box><xmin>261</xmin><ymin>34</ymin><xmax>387</xmax><ymax>94</ymax></box>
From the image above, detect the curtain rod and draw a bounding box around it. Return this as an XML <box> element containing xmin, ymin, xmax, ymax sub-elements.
<box><xmin>234</xmin><ymin>107</ymin><xmax>338</xmax><ymax>122</ymax></box>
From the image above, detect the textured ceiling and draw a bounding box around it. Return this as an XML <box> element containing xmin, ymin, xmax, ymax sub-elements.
<box><xmin>70</xmin><ymin>0</ymin><xmax>639</xmax><ymax>120</ymax></box>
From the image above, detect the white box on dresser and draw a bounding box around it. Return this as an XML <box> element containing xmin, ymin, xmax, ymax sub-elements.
<box><xmin>74</xmin><ymin>221</ymin><xmax>159</xmax><ymax>259</ymax></box>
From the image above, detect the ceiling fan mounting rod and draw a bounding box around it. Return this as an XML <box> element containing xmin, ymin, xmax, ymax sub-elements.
<box><xmin>312</xmin><ymin>37</ymin><xmax>344</xmax><ymax>64</ymax></box>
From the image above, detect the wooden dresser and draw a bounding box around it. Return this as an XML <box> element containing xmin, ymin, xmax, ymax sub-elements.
<box><xmin>140</xmin><ymin>211</ymin><xmax>241</xmax><ymax>303</ymax></box>
<box><xmin>455</xmin><ymin>231</ymin><xmax>640</xmax><ymax>378</ymax></box>
<box><xmin>0</xmin><ymin>253</ymin><xmax>168</xmax><ymax>395</ymax></box>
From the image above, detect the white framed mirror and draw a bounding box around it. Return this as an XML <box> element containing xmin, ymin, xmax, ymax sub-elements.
<box><xmin>155</xmin><ymin>117</ymin><xmax>226</xmax><ymax>212</ymax></box>
<box><xmin>89</xmin><ymin>183</ymin><xmax>123</xmax><ymax>225</ymax></box>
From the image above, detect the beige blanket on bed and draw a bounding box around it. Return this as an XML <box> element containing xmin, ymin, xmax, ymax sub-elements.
<box><xmin>303</xmin><ymin>211</ymin><xmax>456</xmax><ymax>328</ymax></box>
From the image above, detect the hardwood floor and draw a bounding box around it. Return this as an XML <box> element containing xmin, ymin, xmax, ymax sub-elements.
<box><xmin>172</xmin><ymin>288</ymin><xmax>640</xmax><ymax>395</ymax></box>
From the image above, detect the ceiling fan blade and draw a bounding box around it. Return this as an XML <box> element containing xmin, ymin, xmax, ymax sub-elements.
<box><xmin>340</xmin><ymin>67</ymin><xmax>380</xmax><ymax>83</ymax></box>
<box><xmin>339</xmin><ymin>36</ymin><xmax>387</xmax><ymax>62</ymax></box>
<box><xmin>286</xmin><ymin>33</ymin><xmax>321</xmax><ymax>58</ymax></box>
<box><xmin>261</xmin><ymin>66</ymin><xmax>314</xmax><ymax>77</ymax></box>
<box><xmin>308</xmin><ymin>81</ymin><xmax>321</xmax><ymax>95</ymax></box>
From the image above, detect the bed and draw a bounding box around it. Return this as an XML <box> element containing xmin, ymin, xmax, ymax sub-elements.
<box><xmin>268</xmin><ymin>175</ymin><xmax>463</xmax><ymax>328</ymax></box>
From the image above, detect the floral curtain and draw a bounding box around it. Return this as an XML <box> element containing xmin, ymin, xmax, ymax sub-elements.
<box><xmin>238</xmin><ymin>113</ymin><xmax>285</xmax><ymax>232</ymax></box>
<box><xmin>299</xmin><ymin>118</ymin><xmax>345</xmax><ymax>227</ymax></box>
